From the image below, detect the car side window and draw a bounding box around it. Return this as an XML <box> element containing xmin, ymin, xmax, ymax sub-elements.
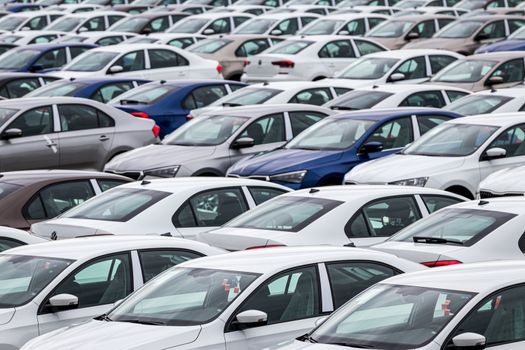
<box><xmin>28</xmin><ymin>15</ymin><xmax>47</xmax><ymax>30</ymax></box>
<box><xmin>182</xmin><ymin>85</ymin><xmax>228</xmax><ymax>110</ymax></box>
<box><xmin>239</xmin><ymin>113</ymin><xmax>286</xmax><ymax>145</ymax></box>
<box><xmin>4</xmin><ymin>78</ymin><xmax>41</xmax><ymax>98</ymax></box>
<box><xmin>168</xmin><ymin>37</ymin><xmax>195</xmax><ymax>49</ymax></box>
<box><xmin>318</xmin><ymin>40</ymin><xmax>355</xmax><ymax>58</ymax></box>
<box><xmin>29</xmin><ymin>35</ymin><xmax>58</xmax><ymax>44</ymax></box>
<box><xmin>481</xmin><ymin>20</ymin><xmax>506</xmax><ymax>39</ymax></box>
<box><xmin>429</xmin><ymin>55</ymin><xmax>457</xmax><ymax>74</ymax></box>
<box><xmin>354</xmin><ymin>39</ymin><xmax>385</xmax><ymax>56</ymax></box>
<box><xmin>345</xmin><ymin>196</ymin><xmax>421</xmax><ymax>238</ymax></box>
<box><xmin>58</xmin><ymin>104</ymin><xmax>115</xmax><ymax>132</ymax></box>
<box><xmin>83</xmin><ymin>16</ymin><xmax>105</xmax><ymax>31</ymax></box>
<box><xmin>437</xmin><ymin>18</ymin><xmax>454</xmax><ymax>29</ymax></box>
<box><xmin>112</xmin><ymin>50</ymin><xmax>145</xmax><ymax>72</ymax></box>
<box><xmin>69</xmin><ymin>46</ymin><xmax>89</xmax><ymax>59</ymax></box>
<box><xmin>149</xmin><ymin>49</ymin><xmax>188</xmax><ymax>69</ymax></box>
<box><xmin>0</xmin><ymin>238</ymin><xmax>24</xmax><ymax>252</ymax></box>
<box><xmin>301</xmin><ymin>16</ymin><xmax>318</xmax><ymax>27</ymax></box>
<box><xmin>339</xmin><ymin>18</ymin><xmax>365</xmax><ymax>35</ymax></box>
<box><xmin>47</xmin><ymin>253</ymin><xmax>132</xmax><ymax>310</ymax></box>
<box><xmin>392</xmin><ymin>56</ymin><xmax>426</xmax><ymax>80</ymax></box>
<box><xmin>364</xmin><ymin>117</ymin><xmax>414</xmax><ymax>150</ymax></box>
<box><xmin>97</xmin><ymin>179</ymin><xmax>128</xmax><ymax>192</ymax></box>
<box><xmin>146</xmin><ymin>17</ymin><xmax>170</xmax><ymax>32</ymax></box>
<box><xmin>446</xmin><ymin>90</ymin><xmax>469</xmax><ymax>103</ymax></box>
<box><xmin>368</xmin><ymin>17</ymin><xmax>386</xmax><ymax>29</ymax></box>
<box><xmin>416</xmin><ymin>115</ymin><xmax>452</xmax><ymax>136</ymax></box>
<box><xmin>488</xmin><ymin>124</ymin><xmax>525</xmax><ymax>158</ymax></box>
<box><xmin>288</xmin><ymin>111</ymin><xmax>327</xmax><ymax>136</ymax></box>
<box><xmin>108</xmin><ymin>15</ymin><xmax>125</xmax><ymax>26</ymax></box>
<box><xmin>248</xmin><ymin>186</ymin><xmax>287</xmax><ymax>205</ymax></box>
<box><xmin>489</xmin><ymin>59</ymin><xmax>525</xmax><ymax>84</ymax></box>
<box><xmin>233</xmin><ymin>16</ymin><xmax>250</xmax><ymax>27</ymax></box>
<box><xmin>421</xmin><ymin>194</ymin><xmax>463</xmax><ymax>214</ymax></box>
<box><xmin>399</xmin><ymin>91</ymin><xmax>446</xmax><ymax>108</ymax></box>
<box><xmin>7</xmin><ymin>106</ymin><xmax>53</xmax><ymax>137</ymax></box>
<box><xmin>229</xmin><ymin>265</ymin><xmax>320</xmax><ymax>329</ymax></box>
<box><xmin>334</xmin><ymin>87</ymin><xmax>352</xmax><ymax>96</ymax></box>
<box><xmin>34</xmin><ymin>48</ymin><xmax>66</xmax><ymax>70</ymax></box>
<box><xmin>96</xmin><ymin>36</ymin><xmax>124</xmax><ymax>46</ymax></box>
<box><xmin>207</xmin><ymin>18</ymin><xmax>230</xmax><ymax>34</ymax></box>
<box><xmin>91</xmin><ymin>82</ymin><xmax>135</xmax><ymax>103</ymax></box>
<box><xmin>173</xmin><ymin>188</ymin><xmax>248</xmax><ymax>228</ymax></box>
<box><xmin>235</xmin><ymin>39</ymin><xmax>270</xmax><ymax>57</ymax></box>
<box><xmin>411</xmin><ymin>20</ymin><xmax>435</xmax><ymax>38</ymax></box>
<box><xmin>276</xmin><ymin>18</ymin><xmax>298</xmax><ymax>35</ymax></box>
<box><xmin>289</xmin><ymin>88</ymin><xmax>331</xmax><ymax>105</ymax></box>
<box><xmin>326</xmin><ymin>262</ymin><xmax>397</xmax><ymax>308</ymax></box>
<box><xmin>509</xmin><ymin>19</ymin><xmax>525</xmax><ymax>33</ymax></box>
<box><xmin>138</xmin><ymin>249</ymin><xmax>203</xmax><ymax>282</ymax></box>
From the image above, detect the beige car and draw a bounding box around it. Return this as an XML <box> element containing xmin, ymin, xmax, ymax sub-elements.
<box><xmin>188</xmin><ymin>34</ymin><xmax>283</xmax><ymax>80</ymax></box>
<box><xmin>364</xmin><ymin>14</ymin><xmax>456</xmax><ymax>49</ymax></box>
<box><xmin>428</xmin><ymin>52</ymin><xmax>525</xmax><ymax>91</ymax></box>
<box><xmin>404</xmin><ymin>15</ymin><xmax>525</xmax><ymax>54</ymax></box>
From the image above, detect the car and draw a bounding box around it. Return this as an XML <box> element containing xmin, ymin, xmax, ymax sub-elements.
<box><xmin>297</xmin><ymin>13</ymin><xmax>389</xmax><ymax>36</ymax></box>
<box><xmin>187</xmin><ymin>34</ymin><xmax>284</xmax><ymax>81</ymax></box>
<box><xmin>453</xmin><ymin>0</ymin><xmax>485</xmax><ymax>10</ymax></box>
<box><xmin>404</xmin><ymin>15</ymin><xmax>525</xmax><ymax>55</ymax></box>
<box><xmin>44</xmin><ymin>11</ymin><xmax>128</xmax><ymax>33</ymax></box>
<box><xmin>235</xmin><ymin>0</ymin><xmax>288</xmax><ymax>7</ymax></box>
<box><xmin>227</xmin><ymin>108</ymin><xmax>462</xmax><ymax>189</ymax></box>
<box><xmin>104</xmin><ymin>104</ymin><xmax>334</xmax><ymax>179</ymax></box>
<box><xmin>241</xmin><ymin>35</ymin><xmax>388</xmax><ymax>82</ymax></box>
<box><xmin>337</xmin><ymin>0</ymin><xmax>400</xmax><ymax>8</ymax></box>
<box><xmin>107</xmin><ymin>11</ymin><xmax>190</xmax><ymax>34</ymax></box>
<box><xmin>324</xmin><ymin>83</ymin><xmax>470</xmax><ymax>110</ymax></box>
<box><xmin>332</xmin><ymin>5</ymin><xmax>399</xmax><ymax>16</ymax></box>
<box><xmin>51</xmin><ymin>44</ymin><xmax>222</xmax><ymax>80</ymax></box>
<box><xmin>394</xmin><ymin>0</ymin><xmax>459</xmax><ymax>8</ymax></box>
<box><xmin>198</xmin><ymin>185</ymin><xmax>466</xmax><ymax>249</ymax></box>
<box><xmin>124</xmin><ymin>33</ymin><xmax>204</xmax><ymax>48</ymax></box>
<box><xmin>271</xmin><ymin>260</ymin><xmax>525</xmax><ymax>350</ymax></box>
<box><xmin>0</xmin><ymin>226</ymin><xmax>46</xmax><ymax>251</ymax></box>
<box><xmin>0</xmin><ymin>10</ymin><xmax>64</xmax><ymax>33</ymax></box>
<box><xmin>25</xmin><ymin>77</ymin><xmax>149</xmax><ymax>103</ymax></box>
<box><xmin>166</xmin><ymin>12</ymin><xmax>254</xmax><ymax>36</ymax></box>
<box><xmin>53</xmin><ymin>31</ymin><xmax>136</xmax><ymax>46</ymax></box>
<box><xmin>444</xmin><ymin>88</ymin><xmax>525</xmax><ymax>116</ymax></box>
<box><xmin>268</xmin><ymin>4</ymin><xmax>336</xmax><ymax>15</ymax></box>
<box><xmin>48</xmin><ymin>4</ymin><xmax>104</xmax><ymax>13</ymax></box>
<box><xmin>0</xmin><ymin>96</ymin><xmax>159</xmax><ymax>171</ymax></box>
<box><xmin>462</xmin><ymin>7</ymin><xmax>525</xmax><ymax>17</ymax></box>
<box><xmin>31</xmin><ymin>177</ymin><xmax>291</xmax><ymax>240</ymax></box>
<box><xmin>365</xmin><ymin>14</ymin><xmax>456</xmax><ymax>50</ymax></box>
<box><xmin>0</xmin><ymin>72</ymin><xmax>60</xmax><ymax>98</ymax></box>
<box><xmin>428</xmin><ymin>52</ymin><xmax>525</xmax><ymax>92</ymax></box>
<box><xmin>232</xmin><ymin>12</ymin><xmax>320</xmax><ymax>36</ymax></box>
<box><xmin>475</xmin><ymin>26</ymin><xmax>525</xmax><ymax>54</ymax></box>
<box><xmin>81</xmin><ymin>0</ymin><xmax>133</xmax><ymax>6</ymax></box>
<box><xmin>345</xmin><ymin>113</ymin><xmax>525</xmax><ymax>199</ymax></box>
<box><xmin>394</xmin><ymin>5</ymin><xmax>468</xmax><ymax>16</ymax></box>
<box><xmin>0</xmin><ymin>235</ymin><xmax>225</xmax><ymax>350</ymax></box>
<box><xmin>109</xmin><ymin>80</ymin><xmax>247</xmax><ymax>137</ymax></box>
<box><xmin>0</xmin><ymin>43</ymin><xmax>94</xmax><ymax>73</ymax></box>
<box><xmin>0</xmin><ymin>170</ymin><xmax>131</xmax><ymax>229</ymax></box>
<box><xmin>145</xmin><ymin>4</ymin><xmax>213</xmax><ymax>14</ymax></box>
<box><xmin>0</xmin><ymin>30</ymin><xmax>65</xmax><ymax>46</ymax></box>
<box><xmin>20</xmin><ymin>246</ymin><xmax>426</xmax><ymax>350</ymax></box>
<box><xmin>211</xmin><ymin>4</ymin><xmax>273</xmax><ymax>15</ymax></box>
<box><xmin>321</xmin><ymin>49</ymin><xmax>463</xmax><ymax>89</ymax></box>
<box><xmin>478</xmin><ymin>165</ymin><xmax>525</xmax><ymax>198</ymax></box>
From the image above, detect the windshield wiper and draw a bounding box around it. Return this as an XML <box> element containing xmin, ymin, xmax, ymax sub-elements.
<box><xmin>325</xmin><ymin>342</ymin><xmax>375</xmax><ymax>348</ymax></box>
<box><xmin>297</xmin><ymin>334</ymin><xmax>318</xmax><ymax>343</ymax></box>
<box><xmin>413</xmin><ymin>236</ymin><xmax>463</xmax><ymax>245</ymax></box>
<box><xmin>330</xmin><ymin>106</ymin><xmax>357</xmax><ymax>110</ymax></box>
<box><xmin>117</xmin><ymin>319</ymin><xmax>165</xmax><ymax>326</ymax></box>
<box><xmin>120</xmin><ymin>99</ymin><xmax>149</xmax><ymax>105</ymax></box>
<box><xmin>95</xmin><ymin>313</ymin><xmax>112</xmax><ymax>322</ymax></box>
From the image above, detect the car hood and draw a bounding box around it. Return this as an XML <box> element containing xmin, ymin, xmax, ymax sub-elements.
<box><xmin>479</xmin><ymin>165</ymin><xmax>525</xmax><ymax>193</ymax></box>
<box><xmin>0</xmin><ymin>308</ymin><xmax>15</xmax><ymax>326</ymax></box>
<box><xmin>477</xmin><ymin>39</ymin><xmax>525</xmax><ymax>53</ymax></box>
<box><xmin>31</xmin><ymin>218</ymin><xmax>124</xmax><ymax>240</ymax></box>
<box><xmin>371</xmin><ymin>240</ymin><xmax>465</xmax><ymax>264</ymax></box>
<box><xmin>105</xmin><ymin>144</ymin><xmax>216</xmax><ymax>171</ymax></box>
<box><xmin>403</xmin><ymin>38</ymin><xmax>465</xmax><ymax>51</ymax></box>
<box><xmin>347</xmin><ymin>154</ymin><xmax>465</xmax><ymax>183</ymax></box>
<box><xmin>196</xmin><ymin>227</ymin><xmax>294</xmax><ymax>251</ymax></box>
<box><xmin>22</xmin><ymin>320</ymin><xmax>201</xmax><ymax>350</ymax></box>
<box><xmin>229</xmin><ymin>148</ymin><xmax>343</xmax><ymax>175</ymax></box>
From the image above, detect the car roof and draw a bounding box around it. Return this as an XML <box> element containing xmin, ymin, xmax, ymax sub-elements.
<box><xmin>321</xmin><ymin>13</ymin><xmax>389</xmax><ymax>19</ymax></box>
<box><xmin>449</xmin><ymin>112</ymin><xmax>525</xmax><ymax>127</ymax></box>
<box><xmin>365</xmin><ymin>49</ymin><xmax>460</xmax><ymax>58</ymax></box>
<box><xmin>429</xmin><ymin>196</ymin><xmax>525</xmax><ymax>215</ymax></box>
<box><xmin>0</xmin><ymin>96</ymin><xmax>100</xmax><ymax>108</ymax></box>
<box><xmin>14</xmin><ymin>42</ymin><xmax>95</xmax><ymax>51</ymax></box>
<box><xmin>387</xmin><ymin>13</ymin><xmax>455</xmax><ymax>20</ymax></box>
<box><xmin>185</xmin><ymin>12</ymin><xmax>254</xmax><ymax>18</ymax></box>
<box><xmin>256</xmin><ymin>12</ymin><xmax>320</xmax><ymax>18</ymax></box>
<box><xmin>465</xmin><ymin>51</ymin><xmax>525</xmax><ymax>61</ymax></box>
<box><xmin>139</xmin><ymin>79</ymin><xmax>242</xmax><ymax>87</ymax></box>
<box><xmin>55</xmin><ymin>77</ymin><xmax>149</xmax><ymax>84</ymax></box>
<box><xmin>0</xmin><ymin>169</ymin><xmax>130</xmax><ymax>185</ymax></box>
<box><xmin>202</xmin><ymin>103</ymin><xmax>332</xmax><ymax>117</ymax></box>
<box><xmin>360</xmin><ymin>83</ymin><xmax>470</xmax><ymax>93</ymax></box>
<box><xmin>459</xmin><ymin>14</ymin><xmax>524</xmax><ymax>21</ymax></box>
<box><xmin>91</xmin><ymin>43</ymin><xmax>176</xmax><ymax>52</ymax></box>
<box><xmin>332</xmin><ymin>107</ymin><xmax>461</xmax><ymax>121</ymax></box>
<box><xmin>475</xmin><ymin>87</ymin><xmax>525</xmax><ymax>97</ymax></box>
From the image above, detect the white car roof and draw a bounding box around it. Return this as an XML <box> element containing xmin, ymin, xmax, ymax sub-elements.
<box><xmin>89</xmin><ymin>43</ymin><xmax>176</xmax><ymax>53</ymax></box>
<box><xmin>68</xmin><ymin>31</ymin><xmax>131</xmax><ymax>38</ymax></box>
<box><xmin>62</xmin><ymin>11</ymin><xmax>129</xmax><ymax>18</ymax></box>
<box><xmin>358</xmin><ymin>83</ymin><xmax>470</xmax><ymax>93</ymax></box>
<box><xmin>366</xmin><ymin>49</ymin><xmax>462</xmax><ymax>59</ymax></box>
<box><xmin>0</xmin><ymin>30</ymin><xmax>64</xmax><ymax>37</ymax></box>
<box><xmin>185</xmin><ymin>12</ymin><xmax>254</xmax><ymax>19</ymax></box>
<box><xmin>325</xmin><ymin>13</ymin><xmax>389</xmax><ymax>19</ymax></box>
<box><xmin>249</xmin><ymin>80</ymin><xmax>359</xmax><ymax>90</ymax></box>
<box><xmin>5</xmin><ymin>10</ymin><xmax>64</xmax><ymax>17</ymax></box>
<box><xmin>474</xmin><ymin>87</ymin><xmax>525</xmax><ymax>98</ymax></box>
<box><xmin>429</xmin><ymin>196</ymin><xmax>525</xmax><ymax>215</ymax></box>
<box><xmin>449</xmin><ymin>112</ymin><xmax>525</xmax><ymax>127</ymax></box>
<box><xmin>253</xmin><ymin>12</ymin><xmax>321</xmax><ymax>19</ymax></box>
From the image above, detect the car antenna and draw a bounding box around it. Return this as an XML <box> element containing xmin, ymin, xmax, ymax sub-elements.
<box><xmin>490</xmin><ymin>86</ymin><xmax>497</xmax><ymax>93</ymax></box>
<box><xmin>69</xmin><ymin>77</ymin><xmax>76</xmax><ymax>81</ymax></box>
<box><xmin>160</xmin><ymin>79</ymin><xmax>166</xmax><ymax>84</ymax></box>
<box><xmin>141</xmin><ymin>180</ymin><xmax>151</xmax><ymax>185</ymax></box>
<box><xmin>372</xmin><ymin>85</ymin><xmax>378</xmax><ymax>89</ymax></box>
<box><xmin>309</xmin><ymin>188</ymin><xmax>320</xmax><ymax>194</ymax></box>
<box><xmin>478</xmin><ymin>200</ymin><xmax>489</xmax><ymax>206</ymax></box>
<box><xmin>263</xmin><ymin>82</ymin><xmax>269</xmax><ymax>86</ymax></box>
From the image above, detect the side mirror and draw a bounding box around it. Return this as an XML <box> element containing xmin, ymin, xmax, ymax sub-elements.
<box><xmin>474</xmin><ymin>32</ymin><xmax>489</xmax><ymax>41</ymax></box>
<box><xmin>270</xmin><ymin>29</ymin><xmax>282</xmax><ymax>35</ymax></box>
<box><xmin>406</xmin><ymin>31</ymin><xmax>419</xmax><ymax>40</ymax></box>
<box><xmin>451</xmin><ymin>332</ymin><xmax>486</xmax><ymax>350</ymax></box>
<box><xmin>77</xmin><ymin>27</ymin><xmax>88</xmax><ymax>33</ymax></box>
<box><xmin>203</xmin><ymin>28</ymin><xmax>215</xmax><ymax>35</ymax></box>
<box><xmin>2</xmin><ymin>128</ymin><xmax>22</xmax><ymax>139</ymax></box>
<box><xmin>338</xmin><ymin>30</ymin><xmax>350</xmax><ymax>35</ymax></box>
<box><xmin>388</xmin><ymin>72</ymin><xmax>405</xmax><ymax>82</ymax></box>
<box><xmin>46</xmin><ymin>293</ymin><xmax>79</xmax><ymax>312</ymax></box>
<box><xmin>232</xmin><ymin>137</ymin><xmax>255</xmax><ymax>149</ymax></box>
<box><xmin>29</xmin><ymin>64</ymin><xmax>44</xmax><ymax>73</ymax></box>
<box><xmin>141</xmin><ymin>27</ymin><xmax>152</xmax><ymax>35</ymax></box>
<box><xmin>108</xmin><ymin>65</ymin><xmax>124</xmax><ymax>74</ymax></box>
<box><xmin>485</xmin><ymin>76</ymin><xmax>504</xmax><ymax>86</ymax></box>
<box><xmin>360</xmin><ymin>141</ymin><xmax>383</xmax><ymax>154</ymax></box>
<box><xmin>21</xmin><ymin>26</ymin><xmax>31</xmax><ymax>31</ymax></box>
<box><xmin>234</xmin><ymin>310</ymin><xmax>268</xmax><ymax>329</ymax></box>
<box><xmin>482</xmin><ymin>147</ymin><xmax>506</xmax><ymax>161</ymax></box>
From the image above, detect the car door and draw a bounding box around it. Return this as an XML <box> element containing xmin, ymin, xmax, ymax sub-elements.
<box><xmin>399</xmin><ymin>91</ymin><xmax>446</xmax><ymax>108</ymax></box>
<box><xmin>32</xmin><ymin>48</ymin><xmax>67</xmax><ymax>72</ymax></box>
<box><xmin>56</xmin><ymin>103</ymin><xmax>116</xmax><ymax>170</ymax></box>
<box><xmin>109</xmin><ymin>50</ymin><xmax>147</xmax><ymax>78</ymax></box>
<box><xmin>80</xmin><ymin>15</ymin><xmax>105</xmax><ymax>31</ymax></box>
<box><xmin>317</xmin><ymin>39</ymin><xmax>357</xmax><ymax>75</ymax></box>
<box><xmin>90</xmin><ymin>81</ymin><xmax>136</xmax><ymax>103</ymax></box>
<box><xmin>225</xmin><ymin>265</ymin><xmax>324</xmax><ymax>350</ymax></box>
<box><xmin>0</xmin><ymin>106</ymin><xmax>58</xmax><ymax>171</ymax></box>
<box><xmin>476</xmin><ymin>20</ymin><xmax>507</xmax><ymax>46</ymax></box>
<box><xmin>337</xmin><ymin>18</ymin><xmax>366</xmax><ymax>36</ymax></box>
<box><xmin>271</xmin><ymin>17</ymin><xmax>299</xmax><ymax>35</ymax></box>
<box><xmin>388</xmin><ymin>56</ymin><xmax>428</xmax><ymax>83</ymax></box>
<box><xmin>146</xmin><ymin>48</ymin><xmax>188</xmax><ymax>79</ymax></box>
<box><xmin>37</xmin><ymin>253</ymin><xmax>133</xmax><ymax>336</ymax></box>
<box><xmin>486</xmin><ymin>58</ymin><xmax>525</xmax><ymax>89</ymax></box>
<box><xmin>204</xmin><ymin>17</ymin><xmax>231</xmax><ymax>35</ymax></box>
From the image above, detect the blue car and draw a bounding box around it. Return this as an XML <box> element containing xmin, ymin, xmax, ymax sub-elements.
<box><xmin>227</xmin><ymin>108</ymin><xmax>463</xmax><ymax>189</ymax></box>
<box><xmin>0</xmin><ymin>43</ymin><xmax>95</xmax><ymax>73</ymax></box>
<box><xmin>110</xmin><ymin>80</ymin><xmax>247</xmax><ymax>138</ymax></box>
<box><xmin>26</xmin><ymin>77</ymin><xmax>150</xmax><ymax>103</ymax></box>
<box><xmin>476</xmin><ymin>26</ymin><xmax>525</xmax><ymax>53</ymax></box>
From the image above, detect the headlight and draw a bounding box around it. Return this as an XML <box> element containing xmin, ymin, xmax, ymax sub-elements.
<box><xmin>389</xmin><ymin>177</ymin><xmax>428</xmax><ymax>187</ymax></box>
<box><xmin>143</xmin><ymin>166</ymin><xmax>180</xmax><ymax>178</ymax></box>
<box><xmin>270</xmin><ymin>170</ymin><xmax>307</xmax><ymax>184</ymax></box>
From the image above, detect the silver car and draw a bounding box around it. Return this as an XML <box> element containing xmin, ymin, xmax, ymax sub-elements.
<box><xmin>0</xmin><ymin>97</ymin><xmax>158</xmax><ymax>171</ymax></box>
<box><xmin>104</xmin><ymin>104</ymin><xmax>334</xmax><ymax>179</ymax></box>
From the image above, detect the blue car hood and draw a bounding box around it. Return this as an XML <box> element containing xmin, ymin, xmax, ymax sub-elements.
<box><xmin>478</xmin><ymin>39</ymin><xmax>525</xmax><ymax>52</ymax></box>
<box><xmin>230</xmin><ymin>148</ymin><xmax>344</xmax><ymax>175</ymax></box>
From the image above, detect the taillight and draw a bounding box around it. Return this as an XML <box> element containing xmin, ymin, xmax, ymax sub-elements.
<box><xmin>217</xmin><ymin>64</ymin><xmax>222</xmax><ymax>75</ymax></box>
<box><xmin>131</xmin><ymin>111</ymin><xmax>150</xmax><ymax>119</ymax></box>
<box><xmin>272</xmin><ymin>60</ymin><xmax>294</xmax><ymax>68</ymax></box>
<box><xmin>246</xmin><ymin>245</ymin><xmax>285</xmax><ymax>250</ymax></box>
<box><xmin>186</xmin><ymin>114</ymin><xmax>194</xmax><ymax>121</ymax></box>
<box><xmin>243</xmin><ymin>59</ymin><xmax>250</xmax><ymax>67</ymax></box>
<box><xmin>421</xmin><ymin>260</ymin><xmax>462</xmax><ymax>268</ymax></box>
<box><xmin>152</xmin><ymin>125</ymin><xmax>160</xmax><ymax>138</ymax></box>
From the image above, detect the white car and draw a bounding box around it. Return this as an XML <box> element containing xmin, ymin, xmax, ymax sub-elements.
<box><xmin>44</xmin><ymin>11</ymin><xmax>129</xmax><ymax>33</ymax></box>
<box><xmin>324</xmin><ymin>83</ymin><xmax>470</xmax><ymax>110</ymax></box>
<box><xmin>394</xmin><ymin>5</ymin><xmax>469</xmax><ymax>16</ymax></box>
<box><xmin>444</xmin><ymin>87</ymin><xmax>525</xmax><ymax>116</ymax></box>
<box><xmin>197</xmin><ymin>185</ymin><xmax>466</xmax><ymax>249</ymax></box>
<box><xmin>0</xmin><ymin>30</ymin><xmax>65</xmax><ymax>46</ymax></box>
<box><xmin>241</xmin><ymin>35</ymin><xmax>388</xmax><ymax>82</ymax></box>
<box><xmin>233</xmin><ymin>12</ymin><xmax>321</xmax><ymax>36</ymax></box>
<box><xmin>269</xmin><ymin>4</ymin><xmax>336</xmax><ymax>15</ymax></box>
<box><xmin>332</xmin><ymin>6</ymin><xmax>399</xmax><ymax>16</ymax></box>
<box><xmin>30</xmin><ymin>178</ymin><xmax>290</xmax><ymax>240</ymax></box>
<box><xmin>321</xmin><ymin>49</ymin><xmax>463</xmax><ymax>89</ymax></box>
<box><xmin>50</xmin><ymin>44</ymin><xmax>222</xmax><ymax>80</ymax></box>
<box><xmin>0</xmin><ymin>226</ymin><xmax>46</xmax><ymax>252</ymax></box>
<box><xmin>210</xmin><ymin>4</ymin><xmax>273</xmax><ymax>15</ymax></box>
<box><xmin>0</xmin><ymin>11</ymin><xmax>64</xmax><ymax>33</ymax></box>
<box><xmin>54</xmin><ymin>31</ymin><xmax>136</xmax><ymax>46</ymax></box>
<box><xmin>345</xmin><ymin>113</ymin><xmax>525</xmax><ymax>199</ymax></box>
<box><xmin>21</xmin><ymin>246</ymin><xmax>425</xmax><ymax>350</ymax></box>
<box><xmin>0</xmin><ymin>235</ymin><xmax>224</xmax><ymax>350</ymax></box>
<box><xmin>478</xmin><ymin>165</ymin><xmax>525</xmax><ymax>198</ymax></box>
<box><xmin>124</xmin><ymin>33</ymin><xmax>204</xmax><ymax>48</ymax></box>
<box><xmin>272</xmin><ymin>260</ymin><xmax>525</xmax><ymax>350</ymax></box>
<box><xmin>48</xmin><ymin>4</ymin><xmax>104</xmax><ymax>13</ymax></box>
<box><xmin>166</xmin><ymin>12</ymin><xmax>254</xmax><ymax>35</ymax></box>
<box><xmin>297</xmin><ymin>14</ymin><xmax>389</xmax><ymax>36</ymax></box>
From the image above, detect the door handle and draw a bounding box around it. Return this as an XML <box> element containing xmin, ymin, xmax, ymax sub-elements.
<box><xmin>99</xmin><ymin>135</ymin><xmax>110</xmax><ymax>141</ymax></box>
<box><xmin>46</xmin><ymin>142</ymin><xmax>57</xmax><ymax>147</ymax></box>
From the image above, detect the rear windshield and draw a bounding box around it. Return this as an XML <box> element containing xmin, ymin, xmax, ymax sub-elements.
<box><xmin>189</xmin><ymin>38</ymin><xmax>233</xmax><ymax>54</ymax></box>
<box><xmin>113</xmin><ymin>84</ymin><xmax>177</xmax><ymax>105</ymax></box>
<box><xmin>444</xmin><ymin>95</ymin><xmax>513</xmax><ymax>116</ymax></box>
<box><xmin>217</xmin><ymin>87</ymin><xmax>282</xmax><ymax>106</ymax></box>
<box><xmin>268</xmin><ymin>40</ymin><xmax>313</xmax><ymax>54</ymax></box>
<box><xmin>26</xmin><ymin>82</ymin><xmax>88</xmax><ymax>98</ymax></box>
<box><xmin>389</xmin><ymin>208</ymin><xmax>516</xmax><ymax>246</ymax></box>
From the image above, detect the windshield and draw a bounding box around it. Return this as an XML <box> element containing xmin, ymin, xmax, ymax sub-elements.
<box><xmin>395</xmin><ymin>0</ymin><xmax>425</xmax><ymax>8</ymax></box>
<box><xmin>26</xmin><ymin>82</ymin><xmax>87</xmax><ymax>97</ymax></box>
<box><xmin>109</xmin><ymin>17</ymin><xmax>149</xmax><ymax>32</ymax></box>
<box><xmin>168</xmin><ymin>18</ymin><xmax>208</xmax><ymax>33</ymax></box>
<box><xmin>0</xmin><ymin>35</ymin><xmax>22</xmax><ymax>44</ymax></box>
<box><xmin>64</xmin><ymin>51</ymin><xmax>119</xmax><ymax>72</ymax></box>
<box><xmin>436</xmin><ymin>20</ymin><xmax>483</xmax><ymax>38</ymax></box>
<box><xmin>226</xmin><ymin>196</ymin><xmax>343</xmax><ymax>232</ymax></box>
<box><xmin>299</xmin><ymin>19</ymin><xmax>344</xmax><ymax>35</ymax></box>
<box><xmin>62</xmin><ymin>188</ymin><xmax>171</xmax><ymax>222</ymax></box>
<box><xmin>214</xmin><ymin>87</ymin><xmax>282</xmax><ymax>106</ymax></box>
<box><xmin>0</xmin><ymin>49</ymin><xmax>40</xmax><ymax>70</ymax></box>
<box><xmin>163</xmin><ymin>115</ymin><xmax>248</xmax><ymax>146</ymax></box>
<box><xmin>109</xmin><ymin>267</ymin><xmax>259</xmax><ymax>326</ymax></box>
<box><xmin>286</xmin><ymin>117</ymin><xmax>375</xmax><ymax>150</ymax></box>
<box><xmin>509</xmin><ymin>26</ymin><xmax>525</xmax><ymax>40</ymax></box>
<box><xmin>310</xmin><ymin>284</ymin><xmax>475</xmax><ymax>349</ymax></box>
<box><xmin>432</xmin><ymin>60</ymin><xmax>496</xmax><ymax>83</ymax></box>
<box><xmin>368</xmin><ymin>20</ymin><xmax>413</xmax><ymax>37</ymax></box>
<box><xmin>338</xmin><ymin>57</ymin><xmax>399</xmax><ymax>79</ymax></box>
<box><xmin>0</xmin><ymin>254</ymin><xmax>72</xmax><ymax>307</ymax></box>
<box><xmin>455</xmin><ymin>0</ymin><xmax>484</xmax><ymax>9</ymax></box>
<box><xmin>58</xmin><ymin>35</ymin><xmax>87</xmax><ymax>43</ymax></box>
<box><xmin>268</xmin><ymin>40</ymin><xmax>313</xmax><ymax>54</ymax></box>
<box><xmin>444</xmin><ymin>95</ymin><xmax>513</xmax><ymax>116</ymax></box>
<box><xmin>112</xmin><ymin>84</ymin><xmax>176</xmax><ymax>104</ymax></box>
<box><xmin>235</xmin><ymin>18</ymin><xmax>277</xmax><ymax>34</ymax></box>
<box><xmin>328</xmin><ymin>90</ymin><xmax>393</xmax><ymax>110</ymax></box>
<box><xmin>189</xmin><ymin>38</ymin><xmax>232</xmax><ymax>53</ymax></box>
<box><xmin>403</xmin><ymin>123</ymin><xmax>498</xmax><ymax>157</ymax></box>
<box><xmin>0</xmin><ymin>16</ymin><xmax>25</xmax><ymax>31</ymax></box>
<box><xmin>0</xmin><ymin>108</ymin><xmax>18</xmax><ymax>128</ymax></box>
<box><xmin>47</xmin><ymin>17</ymin><xmax>84</xmax><ymax>31</ymax></box>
